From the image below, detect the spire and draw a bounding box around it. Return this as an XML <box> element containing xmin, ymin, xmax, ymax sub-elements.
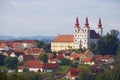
<box><xmin>98</xmin><ymin>18</ymin><xmax>102</xmax><ymax>28</ymax></box>
<box><xmin>85</xmin><ymin>17</ymin><xmax>89</xmax><ymax>28</ymax></box>
<box><xmin>75</xmin><ymin>17</ymin><xmax>80</xmax><ymax>28</ymax></box>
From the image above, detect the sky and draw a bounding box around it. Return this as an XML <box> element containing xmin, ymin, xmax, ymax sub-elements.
<box><xmin>0</xmin><ymin>0</ymin><xmax>120</xmax><ymax>37</ymax></box>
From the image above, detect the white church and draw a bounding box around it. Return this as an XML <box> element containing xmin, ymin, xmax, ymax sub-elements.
<box><xmin>74</xmin><ymin>17</ymin><xmax>103</xmax><ymax>49</ymax></box>
<box><xmin>51</xmin><ymin>17</ymin><xmax>103</xmax><ymax>52</ymax></box>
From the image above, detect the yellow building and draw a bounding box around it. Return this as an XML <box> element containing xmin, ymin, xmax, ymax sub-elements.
<box><xmin>51</xmin><ymin>35</ymin><xmax>74</xmax><ymax>52</ymax></box>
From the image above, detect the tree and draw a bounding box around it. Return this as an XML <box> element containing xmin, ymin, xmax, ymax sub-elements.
<box><xmin>37</xmin><ymin>53</ymin><xmax>48</xmax><ymax>62</ymax></box>
<box><xmin>37</xmin><ymin>40</ymin><xmax>51</xmax><ymax>53</ymax></box>
<box><xmin>0</xmin><ymin>54</ymin><xmax>5</xmax><ymax>66</ymax></box>
<box><xmin>117</xmin><ymin>42</ymin><xmax>120</xmax><ymax>55</ymax></box>
<box><xmin>110</xmin><ymin>29</ymin><xmax>119</xmax><ymax>37</ymax></box>
<box><xmin>59</xmin><ymin>58</ymin><xmax>72</xmax><ymax>66</ymax></box>
<box><xmin>96</xmin><ymin>33</ymin><xmax>119</xmax><ymax>55</ymax></box>
<box><xmin>5</xmin><ymin>57</ymin><xmax>18</xmax><ymax>69</ymax></box>
<box><xmin>0</xmin><ymin>72</ymin><xmax>7</xmax><ymax>80</ymax></box>
<box><xmin>79</xmin><ymin>69</ymin><xmax>95</xmax><ymax>80</ymax></box>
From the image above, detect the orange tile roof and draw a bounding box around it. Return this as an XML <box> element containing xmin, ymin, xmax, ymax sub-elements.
<box><xmin>70</xmin><ymin>53</ymin><xmax>82</xmax><ymax>60</ymax></box>
<box><xmin>52</xmin><ymin>35</ymin><xmax>74</xmax><ymax>42</ymax></box>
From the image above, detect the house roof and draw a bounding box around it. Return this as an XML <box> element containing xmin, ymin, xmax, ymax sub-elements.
<box><xmin>90</xmin><ymin>30</ymin><xmax>100</xmax><ymax>39</ymax></box>
<box><xmin>52</xmin><ymin>35</ymin><xmax>74</xmax><ymax>42</ymax></box>
<box><xmin>42</xmin><ymin>63</ymin><xmax>59</xmax><ymax>69</ymax></box>
<box><xmin>56</xmin><ymin>53</ymin><xmax>64</xmax><ymax>59</ymax></box>
<box><xmin>66</xmin><ymin>68</ymin><xmax>81</xmax><ymax>76</ymax></box>
<box><xmin>23</xmin><ymin>54</ymin><xmax>34</xmax><ymax>60</ymax></box>
<box><xmin>82</xmin><ymin>57</ymin><xmax>91</xmax><ymax>62</ymax></box>
<box><xmin>70</xmin><ymin>52</ymin><xmax>82</xmax><ymax>60</ymax></box>
<box><xmin>83</xmin><ymin>49</ymin><xmax>92</xmax><ymax>55</ymax></box>
<box><xmin>102</xmin><ymin>55</ymin><xmax>111</xmax><ymax>59</ymax></box>
<box><xmin>18</xmin><ymin>66</ymin><xmax>24</xmax><ymax>70</ymax></box>
<box><xmin>47</xmin><ymin>53</ymin><xmax>53</xmax><ymax>60</ymax></box>
<box><xmin>26</xmin><ymin>47</ymin><xmax>43</xmax><ymax>53</ymax></box>
<box><xmin>94</xmin><ymin>55</ymin><xmax>103</xmax><ymax>60</ymax></box>
<box><xmin>22</xmin><ymin>40</ymin><xmax>36</xmax><ymax>43</ymax></box>
<box><xmin>24</xmin><ymin>60</ymin><xmax>43</xmax><ymax>68</ymax></box>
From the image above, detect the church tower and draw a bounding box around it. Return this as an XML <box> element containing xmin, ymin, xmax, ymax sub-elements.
<box><xmin>83</xmin><ymin>17</ymin><xmax>90</xmax><ymax>48</ymax></box>
<box><xmin>74</xmin><ymin>17</ymin><xmax>80</xmax><ymax>49</ymax></box>
<box><xmin>96</xmin><ymin>18</ymin><xmax>103</xmax><ymax>36</ymax></box>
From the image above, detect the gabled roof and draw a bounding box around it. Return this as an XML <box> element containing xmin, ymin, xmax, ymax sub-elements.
<box><xmin>52</xmin><ymin>35</ymin><xmax>74</xmax><ymax>42</ymax></box>
<box><xmin>70</xmin><ymin>52</ymin><xmax>82</xmax><ymax>60</ymax></box>
<box><xmin>90</xmin><ymin>30</ymin><xmax>100</xmax><ymax>39</ymax></box>
<box><xmin>83</xmin><ymin>49</ymin><xmax>93</xmax><ymax>55</ymax></box>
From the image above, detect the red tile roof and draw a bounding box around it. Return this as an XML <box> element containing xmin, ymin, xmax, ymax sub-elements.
<box><xmin>18</xmin><ymin>66</ymin><xmax>24</xmax><ymax>70</ymax></box>
<box><xmin>82</xmin><ymin>57</ymin><xmax>91</xmax><ymax>62</ymax></box>
<box><xmin>52</xmin><ymin>35</ymin><xmax>74</xmax><ymax>42</ymax></box>
<box><xmin>102</xmin><ymin>55</ymin><xmax>110</xmax><ymax>59</ymax></box>
<box><xmin>66</xmin><ymin>68</ymin><xmax>81</xmax><ymax>76</ymax></box>
<box><xmin>70</xmin><ymin>53</ymin><xmax>82</xmax><ymax>60</ymax></box>
<box><xmin>47</xmin><ymin>53</ymin><xmax>53</xmax><ymax>60</ymax></box>
<box><xmin>56</xmin><ymin>54</ymin><xmax>64</xmax><ymax>59</ymax></box>
<box><xmin>26</xmin><ymin>47</ymin><xmax>43</xmax><ymax>53</ymax></box>
<box><xmin>42</xmin><ymin>63</ymin><xmax>59</xmax><ymax>69</ymax></box>
<box><xmin>24</xmin><ymin>60</ymin><xmax>43</xmax><ymax>68</ymax></box>
<box><xmin>22</xmin><ymin>40</ymin><xmax>36</xmax><ymax>43</ymax></box>
<box><xmin>94</xmin><ymin>55</ymin><xmax>103</xmax><ymax>60</ymax></box>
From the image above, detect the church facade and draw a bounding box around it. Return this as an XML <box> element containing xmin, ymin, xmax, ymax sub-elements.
<box><xmin>51</xmin><ymin>17</ymin><xmax>103</xmax><ymax>52</ymax></box>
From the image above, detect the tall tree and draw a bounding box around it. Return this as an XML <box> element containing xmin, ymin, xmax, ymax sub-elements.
<box><xmin>59</xmin><ymin>58</ymin><xmax>72</xmax><ymax>66</ymax></box>
<box><xmin>0</xmin><ymin>54</ymin><xmax>5</xmax><ymax>66</ymax></box>
<box><xmin>110</xmin><ymin>29</ymin><xmax>119</xmax><ymax>37</ymax></box>
<box><xmin>5</xmin><ymin>57</ymin><xmax>18</xmax><ymax>69</ymax></box>
<box><xmin>96</xmin><ymin>32</ymin><xmax>119</xmax><ymax>55</ymax></box>
<box><xmin>37</xmin><ymin>53</ymin><xmax>48</xmax><ymax>62</ymax></box>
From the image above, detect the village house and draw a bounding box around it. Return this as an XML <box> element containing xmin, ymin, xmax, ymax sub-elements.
<box><xmin>18</xmin><ymin>60</ymin><xmax>59</xmax><ymax>73</ymax></box>
<box><xmin>66</xmin><ymin>68</ymin><xmax>81</xmax><ymax>80</ymax></box>
<box><xmin>22</xmin><ymin>40</ymin><xmax>37</xmax><ymax>49</ymax></box>
<box><xmin>25</xmin><ymin>47</ymin><xmax>44</xmax><ymax>58</ymax></box>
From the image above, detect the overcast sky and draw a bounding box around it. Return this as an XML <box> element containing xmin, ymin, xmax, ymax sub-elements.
<box><xmin>0</xmin><ymin>0</ymin><xmax>120</xmax><ymax>36</ymax></box>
